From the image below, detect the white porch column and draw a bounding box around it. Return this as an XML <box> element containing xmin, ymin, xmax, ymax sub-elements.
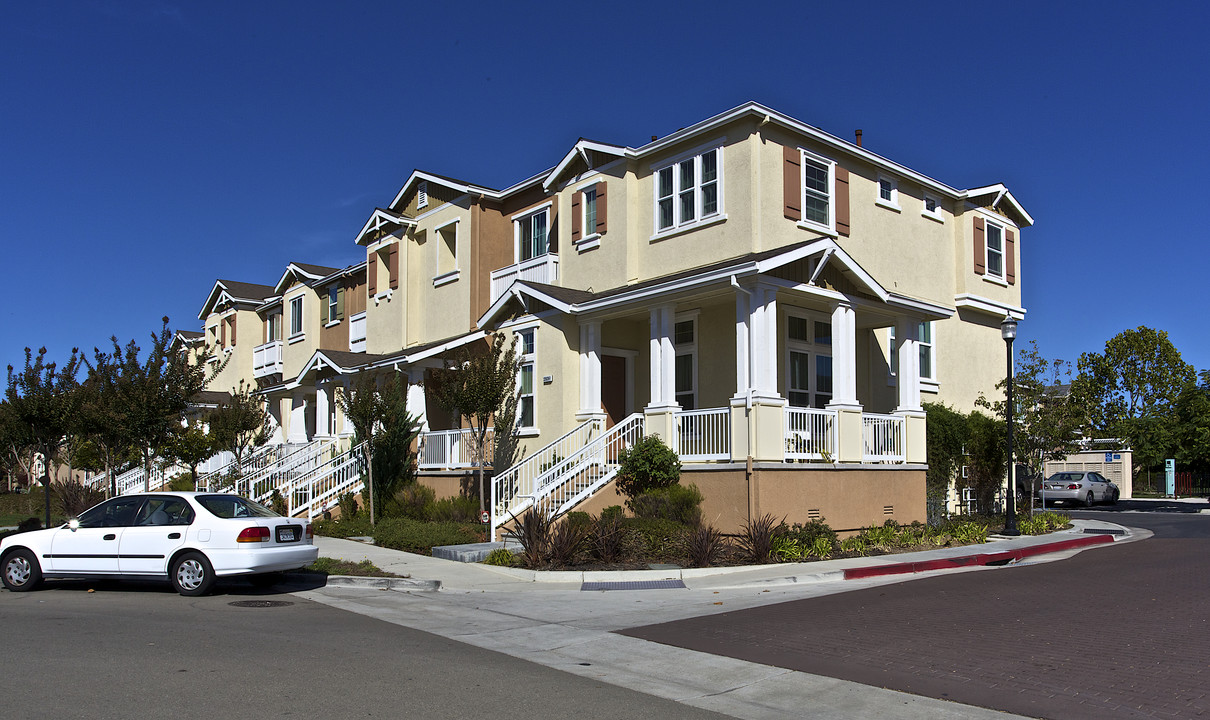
<box><xmin>577</xmin><ymin>320</ymin><xmax>606</xmax><ymax>422</ymax></box>
<box><xmin>827</xmin><ymin>300</ymin><xmax>862</xmax><ymax>463</ymax></box>
<box><xmin>749</xmin><ymin>284</ymin><xmax>780</xmax><ymax>400</ymax></box>
<box><xmin>315</xmin><ymin>379</ymin><xmax>331</xmax><ymax>437</ymax></box>
<box><xmin>406</xmin><ymin>370</ymin><xmax>429</xmax><ymax>433</ymax></box>
<box><xmin>729</xmin><ymin>283</ymin><xmax>785</xmax><ymax>462</ymax></box>
<box><xmin>287</xmin><ymin>390</ymin><xmax>309</xmax><ymax>444</ymax></box>
<box><xmin>895</xmin><ymin>317</ymin><xmax>923</xmax><ymax>413</ymax></box>
<box><xmin>334</xmin><ymin>379</ymin><xmax>351</xmax><ymax>436</ymax></box>
<box><xmin>645</xmin><ymin>304</ymin><xmax>678</xmax><ymax>443</ymax></box>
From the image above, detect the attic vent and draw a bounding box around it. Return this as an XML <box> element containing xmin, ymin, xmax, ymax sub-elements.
<box><xmin>883</xmin><ymin>505</ymin><xmax>894</xmax><ymax>516</ymax></box>
<box><xmin>417</xmin><ymin>181</ymin><xmax>428</xmax><ymax>209</ymax></box>
<box><xmin>807</xmin><ymin>508</ymin><xmax>821</xmax><ymax>520</ymax></box>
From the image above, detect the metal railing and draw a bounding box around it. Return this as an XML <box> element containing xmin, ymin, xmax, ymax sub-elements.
<box><xmin>675</xmin><ymin>407</ymin><xmax>730</xmax><ymax>462</ymax></box>
<box><xmin>490</xmin><ymin>417</ymin><xmax>602</xmax><ymax>535</ymax></box>
<box><xmin>418</xmin><ymin>428</ymin><xmax>495</xmax><ymax>469</ymax></box>
<box><xmin>277</xmin><ymin>442</ymin><xmax>365</xmax><ymax>520</ymax></box>
<box><xmin>785</xmin><ymin>407</ymin><xmax>837</xmax><ymax>461</ymax></box>
<box><xmin>492</xmin><ymin>413</ymin><xmax>644</xmax><ymax>541</ymax></box>
<box><xmin>196</xmin><ymin>442</ymin><xmax>302</xmax><ymax>490</ymax></box>
<box><xmin>862</xmin><ymin>413</ymin><xmax>905</xmax><ymax>463</ymax></box>
<box><xmin>489</xmin><ymin>254</ymin><xmax>559</xmax><ymax>303</ymax></box>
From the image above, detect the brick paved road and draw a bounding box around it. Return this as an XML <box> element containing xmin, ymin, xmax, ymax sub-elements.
<box><xmin>621</xmin><ymin>512</ymin><xmax>1210</xmax><ymax>719</ymax></box>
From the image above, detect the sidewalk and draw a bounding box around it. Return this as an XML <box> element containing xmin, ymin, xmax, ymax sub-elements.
<box><xmin>311</xmin><ymin>517</ymin><xmax>1139</xmax><ymax>592</ymax></box>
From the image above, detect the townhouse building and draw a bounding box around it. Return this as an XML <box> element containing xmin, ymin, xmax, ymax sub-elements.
<box><xmin>178</xmin><ymin>102</ymin><xmax>1030</xmax><ymax>532</ymax></box>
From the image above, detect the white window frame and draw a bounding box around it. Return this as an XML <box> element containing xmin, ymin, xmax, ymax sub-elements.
<box><xmin>575</xmin><ymin>180</ymin><xmax>602</xmax><ymax>251</ymax></box>
<box><xmin>673</xmin><ymin>315</ymin><xmax>697</xmax><ymax>410</ymax></box>
<box><xmin>921</xmin><ymin>193</ymin><xmax>944</xmax><ymax>223</ymax></box>
<box><xmin>876</xmin><ymin>174</ymin><xmax>900</xmax><ymax>212</ymax></box>
<box><xmin>433</xmin><ymin>217</ymin><xmax>461</xmax><ymax>286</ymax></box>
<box><xmin>288</xmin><ymin>295</ymin><xmax>304</xmax><ymax>342</ymax></box>
<box><xmin>785</xmin><ymin>311</ymin><xmax>832</xmax><ymax>409</ymax></box>
<box><xmin>798</xmin><ymin>148</ymin><xmax>835</xmax><ymax>234</ymax></box>
<box><xmin>652</xmin><ymin>144</ymin><xmax>724</xmax><ymax>237</ymax></box>
<box><xmin>267</xmin><ymin>312</ymin><xmax>281</xmax><ymax>342</ymax></box>
<box><xmin>326</xmin><ymin>287</ymin><xmax>340</xmax><ymax>327</ymax></box>
<box><xmin>512</xmin><ymin>204</ymin><xmax>551</xmax><ymax>263</ymax></box>
<box><xmin>985</xmin><ymin>220</ymin><xmax>1006</xmax><ymax>281</ymax></box>
<box><xmin>516</xmin><ymin>327</ymin><xmax>537</xmax><ymax>434</ymax></box>
<box><xmin>888</xmin><ymin>321</ymin><xmax>938</xmax><ymax>389</ymax></box>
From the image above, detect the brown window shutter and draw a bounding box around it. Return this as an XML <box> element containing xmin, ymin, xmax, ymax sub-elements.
<box><xmin>368</xmin><ymin>250</ymin><xmax>378</xmax><ymax>295</ymax></box>
<box><xmin>337</xmin><ymin>285</ymin><xmax>345</xmax><ymax>319</ymax></box>
<box><xmin>388</xmin><ymin>243</ymin><xmax>399</xmax><ymax>289</ymax></box>
<box><xmin>783</xmin><ymin>145</ymin><xmax>801</xmax><ymax>220</ymax></box>
<box><xmin>220</xmin><ymin>319</ymin><xmax>226</xmax><ymax>347</ymax></box>
<box><xmin>973</xmin><ymin>217</ymin><xmax>986</xmax><ymax>275</ymax></box>
<box><xmin>835</xmin><ymin>166</ymin><xmax>850</xmax><ymax>236</ymax></box>
<box><xmin>596</xmin><ymin>181</ymin><xmax>607</xmax><ymax>234</ymax></box>
<box><xmin>230</xmin><ymin>316</ymin><xmax>236</xmax><ymax>346</ymax></box>
<box><xmin>571</xmin><ymin>191</ymin><xmax>582</xmax><ymax>242</ymax></box>
<box><xmin>320</xmin><ymin>291</ymin><xmax>329</xmax><ymax>324</ymax></box>
<box><xmin>1006</xmin><ymin>229</ymin><xmax>1016</xmax><ymax>285</ymax></box>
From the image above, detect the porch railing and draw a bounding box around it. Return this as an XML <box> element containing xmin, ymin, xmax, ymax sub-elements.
<box><xmin>349</xmin><ymin>312</ymin><xmax>367</xmax><ymax>353</ymax></box>
<box><xmin>862</xmin><ymin>413</ymin><xmax>904</xmax><ymax>463</ymax></box>
<box><xmin>675</xmin><ymin>407</ymin><xmax>730</xmax><ymax>462</ymax></box>
<box><xmin>252</xmin><ymin>340</ymin><xmax>283</xmax><ymax>378</ymax></box>
<box><xmin>419</xmin><ymin>428</ymin><xmax>494</xmax><ymax>469</ymax></box>
<box><xmin>490</xmin><ymin>417</ymin><xmax>602</xmax><ymax>528</ymax></box>
<box><xmin>489</xmin><ymin>254</ymin><xmax>559</xmax><ymax>303</ymax></box>
<box><xmin>785</xmin><ymin>407</ymin><xmax>837</xmax><ymax>461</ymax></box>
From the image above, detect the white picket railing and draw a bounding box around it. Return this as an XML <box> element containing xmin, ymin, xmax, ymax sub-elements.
<box><xmin>863</xmin><ymin>413</ymin><xmax>905</xmax><ymax>463</ymax></box>
<box><xmin>216</xmin><ymin>439</ymin><xmax>336</xmax><ymax>496</ymax></box>
<box><xmin>196</xmin><ymin>442</ymin><xmax>304</xmax><ymax>491</ymax></box>
<box><xmin>492</xmin><ymin>413</ymin><xmax>644</xmax><ymax>541</ymax></box>
<box><xmin>785</xmin><ymin>407</ymin><xmax>837</xmax><ymax>461</ymax></box>
<box><xmin>276</xmin><ymin>442</ymin><xmax>365</xmax><ymax>520</ymax></box>
<box><xmin>490</xmin><ymin>417</ymin><xmax>602</xmax><ymax>534</ymax></box>
<box><xmin>419</xmin><ymin>428</ymin><xmax>494</xmax><ymax>469</ymax></box>
<box><xmin>489</xmin><ymin>254</ymin><xmax>559</xmax><ymax>303</ymax></box>
<box><xmin>252</xmin><ymin>340</ymin><xmax>283</xmax><ymax>378</ymax></box>
<box><xmin>675</xmin><ymin>407</ymin><xmax>730</xmax><ymax>462</ymax></box>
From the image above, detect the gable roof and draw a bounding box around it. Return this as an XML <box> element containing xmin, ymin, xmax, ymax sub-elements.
<box><xmin>198</xmin><ymin>279</ymin><xmax>276</xmax><ymax>320</ymax></box>
<box><xmin>274</xmin><ymin>262</ymin><xmax>341</xmax><ymax>294</ymax></box>
<box><xmin>355</xmin><ymin>207</ymin><xmax>416</xmax><ymax>246</ymax></box>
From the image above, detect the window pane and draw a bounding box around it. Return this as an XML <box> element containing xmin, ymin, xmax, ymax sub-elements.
<box><xmin>676</xmin><ymin>393</ymin><xmax>695</xmax><ymax>411</ymax></box>
<box><xmin>532</xmin><ymin>213</ymin><xmax>547</xmax><ymax>256</ymax></box>
<box><xmin>680</xmin><ymin>189</ymin><xmax>695</xmax><ymax>222</ymax></box>
<box><xmin>701</xmin><ymin>182</ymin><xmax>717</xmax><ymax>215</ymax></box>
<box><xmin>789</xmin><ymin>391</ymin><xmax>810</xmax><ymax>408</ymax></box>
<box><xmin>919</xmin><ymin>343</ymin><xmax>932</xmax><ymax>379</ymax></box>
<box><xmin>816</xmin><ymin>355</ymin><xmax>833</xmax><ymax>395</ymax></box>
<box><xmin>520</xmin><ymin>397</ymin><xmax>534</xmax><ymax>427</ymax></box>
<box><xmin>804</xmin><ymin>195</ymin><xmax>829</xmax><ymax>225</ymax></box>
<box><xmin>520</xmin><ymin>329</ymin><xmax>535</xmax><ymax>355</ymax></box>
<box><xmin>659</xmin><ymin>198</ymin><xmax>673</xmax><ymax>229</ymax></box>
<box><xmin>701</xmin><ymin>150</ymin><xmax>717</xmax><ymax>183</ymax></box>
<box><xmin>679</xmin><ymin>159</ymin><xmax>695</xmax><ymax>190</ymax></box>
<box><xmin>988</xmin><ymin>249</ymin><xmax>1003</xmax><ymax>276</ymax></box>
<box><xmin>925</xmin><ymin>197</ymin><xmax>937</xmax><ymax>212</ymax></box>
<box><xmin>520</xmin><ymin>217</ymin><xmax>533</xmax><ymax>260</ymax></box>
<box><xmin>520</xmin><ymin>365</ymin><xmax>533</xmax><ymax>394</ymax></box>
<box><xmin>658</xmin><ymin>167</ymin><xmax>673</xmax><ymax>198</ymax></box>
<box><xmin>675</xmin><ymin>353</ymin><xmax>693</xmax><ymax>393</ymax></box>
<box><xmin>788</xmin><ymin>316</ymin><xmax>808</xmax><ymax>342</ymax></box>
<box><xmin>674</xmin><ymin>320</ymin><xmax>694</xmax><ymax>345</ymax></box>
<box><xmin>584</xmin><ymin>189</ymin><xmax>596</xmax><ymax>232</ymax></box>
<box><xmin>814</xmin><ymin>321</ymin><xmax>831</xmax><ymax>346</ymax></box>
<box><xmin>986</xmin><ymin>224</ymin><xmax>1002</xmax><ymax>251</ymax></box>
<box><xmin>880</xmin><ymin>178</ymin><xmax>893</xmax><ymax>201</ymax></box>
<box><xmin>804</xmin><ymin>161</ymin><xmax>828</xmax><ymax>193</ymax></box>
<box><xmin>789</xmin><ymin>351</ymin><xmax>809</xmax><ymax>391</ymax></box>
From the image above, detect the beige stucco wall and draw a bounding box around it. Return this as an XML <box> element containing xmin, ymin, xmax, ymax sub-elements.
<box><xmin>202</xmin><ymin>307</ymin><xmax>261</xmax><ymax>394</ymax></box>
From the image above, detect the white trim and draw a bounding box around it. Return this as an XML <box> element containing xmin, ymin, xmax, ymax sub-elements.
<box><xmin>796</xmin><ymin>220</ymin><xmax>838</xmax><ymax>238</ymax></box>
<box><xmin>287</xmin><ymin>333</ymin><xmax>306</xmax><ymax>345</ymax></box>
<box><xmin>921</xmin><ymin>193</ymin><xmax>944</xmax><ymax>223</ymax></box>
<box><xmin>652</xmin><ymin>143</ymin><xmax>724</xmax><ymax>235</ymax></box>
<box><xmin>650</xmin><ymin>213</ymin><xmax>728</xmax><ymax>243</ymax></box>
<box><xmin>876</xmin><ymin>174</ymin><xmax>901</xmax><ymax>212</ymax></box>
<box><xmin>433</xmin><ymin>269</ymin><xmax>460</xmax><ymax>287</ymax></box>
<box><xmin>574</xmin><ymin>233</ymin><xmax>601</xmax><ymax>252</ymax></box>
<box><xmin>983</xmin><ymin>218</ymin><xmax>1007</xmax><ymax>281</ymax></box>
<box><xmin>982</xmin><ymin>274</ymin><xmax>1009</xmax><ymax>288</ymax></box>
<box><xmin>510</xmin><ymin>201</ymin><xmax>553</xmax><ymax>222</ymax></box>
<box><xmin>324</xmin><ymin>319</ymin><xmax>341</xmax><ymax>329</ymax></box>
<box><xmin>417</xmin><ymin>180</ymin><xmax>428</xmax><ymax>209</ymax></box>
<box><xmin>953</xmin><ymin>293</ymin><xmax>1026</xmax><ymax>319</ymax></box>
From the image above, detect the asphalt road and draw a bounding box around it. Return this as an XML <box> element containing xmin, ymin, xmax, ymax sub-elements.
<box><xmin>621</xmin><ymin>509</ymin><xmax>1210</xmax><ymax>719</ymax></box>
<box><xmin>0</xmin><ymin>578</ymin><xmax>731</xmax><ymax>720</ymax></box>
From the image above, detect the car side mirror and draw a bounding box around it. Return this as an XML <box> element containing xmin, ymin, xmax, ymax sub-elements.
<box><xmin>68</xmin><ymin>518</ymin><xmax>80</xmax><ymax>531</ymax></box>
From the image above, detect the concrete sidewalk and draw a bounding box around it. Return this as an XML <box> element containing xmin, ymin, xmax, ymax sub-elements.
<box><xmin>312</xmin><ymin>517</ymin><xmax>1138</xmax><ymax>592</ymax></box>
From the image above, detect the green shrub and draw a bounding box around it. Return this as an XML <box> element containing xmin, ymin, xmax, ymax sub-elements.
<box><xmin>685</xmin><ymin>524</ymin><xmax>728</xmax><ymax>567</ymax></box>
<box><xmin>513</xmin><ymin>510</ymin><xmax>552</xmax><ymax>569</ymax></box>
<box><xmin>564</xmin><ymin>511</ymin><xmax>592</xmax><ymax>533</ymax></box>
<box><xmin>337</xmin><ymin>491</ymin><xmax>360</xmax><ymax>520</ymax></box>
<box><xmin>600</xmin><ymin>505</ymin><xmax>624</xmax><ymax>521</ymax></box>
<box><xmin>312</xmin><ymin>515</ymin><xmax>375</xmax><ymax>539</ymax></box>
<box><xmin>615</xmin><ymin>435</ymin><xmax>681</xmax><ymax>507</ymax></box>
<box><xmin>772</xmin><ymin>535</ymin><xmax>807</xmax><ymax>562</ymax></box>
<box><xmin>778</xmin><ymin>519</ymin><xmax>837</xmax><ymax>550</ymax></box>
<box><xmin>589</xmin><ymin>511</ymin><xmax>626</xmax><ymax>563</ymax></box>
<box><xmin>269</xmin><ymin>489</ymin><xmax>288</xmax><ymax>516</ymax></box>
<box><xmin>629</xmin><ymin>483</ymin><xmax>703</xmax><ymax>526</ymax></box>
<box><xmin>806</xmin><ymin>536</ymin><xmax>834</xmax><ymax>560</ymax></box>
<box><xmin>839</xmin><ymin>535</ymin><xmax>869</xmax><ymax>556</ymax></box>
<box><xmin>372</xmin><ymin>517</ymin><xmax>484</xmax><ymax>555</ymax></box>
<box><xmin>430</xmin><ymin>494</ymin><xmax>479</xmax><ymax>523</ymax></box>
<box><xmin>861</xmin><ymin>519</ymin><xmax>902</xmax><ymax>548</ymax></box>
<box><xmin>737</xmin><ymin>513</ymin><xmax>780</xmax><ymax>564</ymax></box>
<box><xmin>393</xmin><ymin>483</ymin><xmax>435</xmax><ymax>521</ymax></box>
<box><xmin>168</xmin><ymin>476</ymin><xmax>196</xmax><ymax>492</ymax></box>
<box><xmin>483</xmin><ymin>548</ymin><xmax>516</xmax><ymax>566</ymax></box>
<box><xmin>621</xmin><ymin>516</ymin><xmax>688</xmax><ymax>557</ymax></box>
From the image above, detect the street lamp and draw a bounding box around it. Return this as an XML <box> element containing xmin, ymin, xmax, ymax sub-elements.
<box><xmin>1001</xmin><ymin>315</ymin><xmax>1020</xmax><ymax>536</ymax></box>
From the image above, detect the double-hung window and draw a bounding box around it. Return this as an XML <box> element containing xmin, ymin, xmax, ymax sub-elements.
<box><xmin>801</xmin><ymin>151</ymin><xmax>833</xmax><ymax>229</ymax></box>
<box><xmin>517</xmin><ymin>209</ymin><xmax>549</xmax><ymax>262</ymax></box>
<box><xmin>267</xmin><ymin>313</ymin><xmax>281</xmax><ymax>342</ymax></box>
<box><xmin>583</xmin><ymin>187</ymin><xmax>597</xmax><ymax>236</ymax></box>
<box><xmin>655</xmin><ymin>147</ymin><xmax>721</xmax><ymax>233</ymax></box>
<box><xmin>327</xmin><ymin>287</ymin><xmax>340</xmax><ymax>323</ymax></box>
<box><xmin>289</xmin><ymin>296</ymin><xmax>303</xmax><ymax>338</ymax></box>
<box><xmin>888</xmin><ymin>321</ymin><xmax>935</xmax><ymax>383</ymax></box>
<box><xmin>787</xmin><ymin>314</ymin><xmax>832</xmax><ymax>408</ymax></box>
<box><xmin>985</xmin><ymin>221</ymin><xmax>1005</xmax><ymax>279</ymax></box>
<box><xmin>517</xmin><ymin>328</ymin><xmax>536</xmax><ymax>429</ymax></box>
<box><xmin>673</xmin><ymin>319</ymin><xmax>696</xmax><ymax>410</ymax></box>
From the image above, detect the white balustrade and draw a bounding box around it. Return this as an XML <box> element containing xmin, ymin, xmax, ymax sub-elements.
<box><xmin>785</xmin><ymin>407</ymin><xmax>837</xmax><ymax>461</ymax></box>
<box><xmin>862</xmin><ymin>413</ymin><xmax>905</xmax><ymax>463</ymax></box>
<box><xmin>419</xmin><ymin>428</ymin><xmax>494</xmax><ymax>469</ymax></box>
<box><xmin>252</xmin><ymin>340</ymin><xmax>283</xmax><ymax>378</ymax></box>
<box><xmin>675</xmin><ymin>407</ymin><xmax>730</xmax><ymax>462</ymax></box>
<box><xmin>489</xmin><ymin>254</ymin><xmax>559</xmax><ymax>303</ymax></box>
<box><xmin>349</xmin><ymin>312</ymin><xmax>367</xmax><ymax>353</ymax></box>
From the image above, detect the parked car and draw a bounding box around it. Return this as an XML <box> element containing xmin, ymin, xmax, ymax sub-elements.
<box><xmin>1039</xmin><ymin>471</ymin><xmax>1119</xmax><ymax>507</ymax></box>
<box><xmin>0</xmin><ymin>492</ymin><xmax>317</xmax><ymax>596</ymax></box>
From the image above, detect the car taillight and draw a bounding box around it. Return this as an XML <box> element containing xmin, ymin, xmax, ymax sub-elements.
<box><xmin>305</xmin><ymin>524</ymin><xmax>313</xmax><ymax>538</ymax></box>
<box><xmin>237</xmin><ymin>526</ymin><xmax>271</xmax><ymax>543</ymax></box>
<box><xmin>1066</xmin><ymin>484</ymin><xmax>1081</xmax><ymax>490</ymax></box>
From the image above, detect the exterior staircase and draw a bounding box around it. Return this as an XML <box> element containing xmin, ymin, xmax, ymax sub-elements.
<box><xmin>490</xmin><ymin>413</ymin><xmax>645</xmax><ymax>541</ymax></box>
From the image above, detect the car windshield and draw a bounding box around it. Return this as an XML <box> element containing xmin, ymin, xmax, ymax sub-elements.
<box><xmin>195</xmin><ymin>495</ymin><xmax>280</xmax><ymax>519</ymax></box>
<box><xmin>1047</xmin><ymin>473</ymin><xmax>1084</xmax><ymax>483</ymax></box>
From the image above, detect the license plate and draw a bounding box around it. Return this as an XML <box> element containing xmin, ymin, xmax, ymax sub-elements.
<box><xmin>276</xmin><ymin>527</ymin><xmax>297</xmax><ymax>543</ymax></box>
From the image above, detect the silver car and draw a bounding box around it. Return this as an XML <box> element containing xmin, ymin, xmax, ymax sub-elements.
<box><xmin>1040</xmin><ymin>471</ymin><xmax>1119</xmax><ymax>507</ymax></box>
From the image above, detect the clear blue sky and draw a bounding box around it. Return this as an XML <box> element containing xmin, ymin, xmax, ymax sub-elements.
<box><xmin>3</xmin><ymin>1</ymin><xmax>1207</xmax><ymax>380</ymax></box>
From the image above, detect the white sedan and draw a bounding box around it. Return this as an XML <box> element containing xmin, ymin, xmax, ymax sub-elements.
<box><xmin>0</xmin><ymin>492</ymin><xmax>318</xmax><ymax>596</ymax></box>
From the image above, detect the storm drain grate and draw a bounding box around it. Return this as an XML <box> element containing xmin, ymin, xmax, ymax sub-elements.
<box><xmin>228</xmin><ymin>600</ymin><xmax>294</xmax><ymax>608</ymax></box>
<box><xmin>581</xmin><ymin>579</ymin><xmax>686</xmax><ymax>591</ymax></box>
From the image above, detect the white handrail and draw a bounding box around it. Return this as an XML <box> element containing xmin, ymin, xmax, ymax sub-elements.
<box><xmin>863</xmin><ymin>413</ymin><xmax>905</xmax><ymax>463</ymax></box>
<box><xmin>419</xmin><ymin>428</ymin><xmax>495</xmax><ymax>469</ymax></box>
<box><xmin>785</xmin><ymin>407</ymin><xmax>837</xmax><ymax>461</ymax></box>
<box><xmin>675</xmin><ymin>407</ymin><xmax>730</xmax><ymax>461</ymax></box>
<box><xmin>490</xmin><ymin>417</ymin><xmax>603</xmax><ymax>536</ymax></box>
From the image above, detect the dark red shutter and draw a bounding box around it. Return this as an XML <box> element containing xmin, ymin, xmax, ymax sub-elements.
<box><xmin>835</xmin><ymin>166</ymin><xmax>850</xmax><ymax>236</ymax></box>
<box><xmin>388</xmin><ymin>243</ymin><xmax>399</xmax><ymax>289</ymax></box>
<box><xmin>1006</xmin><ymin>229</ymin><xmax>1016</xmax><ymax>285</ymax></box>
<box><xmin>368</xmin><ymin>249</ymin><xmax>378</xmax><ymax>295</ymax></box>
<box><xmin>973</xmin><ymin>217</ymin><xmax>986</xmax><ymax>275</ymax></box>
<box><xmin>219</xmin><ymin>319</ymin><xmax>226</xmax><ymax>348</ymax></box>
<box><xmin>595</xmin><ymin>182</ymin><xmax>607</xmax><ymax>234</ymax></box>
<box><xmin>783</xmin><ymin>145</ymin><xmax>801</xmax><ymax>220</ymax></box>
<box><xmin>571</xmin><ymin>191</ymin><xmax>582</xmax><ymax>242</ymax></box>
<box><xmin>230</xmin><ymin>316</ymin><xmax>236</xmax><ymax>346</ymax></box>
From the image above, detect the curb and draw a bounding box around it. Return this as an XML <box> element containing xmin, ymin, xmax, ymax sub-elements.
<box><xmin>323</xmin><ymin>575</ymin><xmax>441</xmax><ymax>591</ymax></box>
<box><xmin>842</xmin><ymin>534</ymin><xmax>1114</xmax><ymax>580</ymax></box>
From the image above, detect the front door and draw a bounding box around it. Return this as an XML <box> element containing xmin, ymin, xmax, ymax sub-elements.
<box><xmin>602</xmin><ymin>355</ymin><xmax>627</xmax><ymax>428</ymax></box>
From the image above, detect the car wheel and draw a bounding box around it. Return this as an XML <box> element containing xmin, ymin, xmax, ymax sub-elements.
<box><xmin>1110</xmin><ymin>490</ymin><xmax>1119</xmax><ymax>505</ymax></box>
<box><xmin>2</xmin><ymin>549</ymin><xmax>42</xmax><ymax>592</ymax></box>
<box><xmin>170</xmin><ymin>552</ymin><xmax>215</xmax><ymax>596</ymax></box>
<box><xmin>1085</xmin><ymin>492</ymin><xmax>1094</xmax><ymax>507</ymax></box>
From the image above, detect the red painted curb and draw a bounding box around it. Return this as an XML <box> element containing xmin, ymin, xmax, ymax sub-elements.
<box><xmin>842</xmin><ymin>534</ymin><xmax>1115</xmax><ymax>580</ymax></box>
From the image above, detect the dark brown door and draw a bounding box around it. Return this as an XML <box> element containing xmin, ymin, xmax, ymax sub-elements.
<box><xmin>601</xmin><ymin>355</ymin><xmax>627</xmax><ymax>429</ymax></box>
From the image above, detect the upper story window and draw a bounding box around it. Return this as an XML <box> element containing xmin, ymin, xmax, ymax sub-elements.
<box><xmin>921</xmin><ymin>193</ymin><xmax>943</xmax><ymax>222</ymax></box>
<box><xmin>985</xmin><ymin>221</ymin><xmax>1005</xmax><ymax>280</ymax></box>
<box><xmin>322</xmin><ymin>285</ymin><xmax>344</xmax><ymax>325</ymax></box>
<box><xmin>655</xmin><ymin>146</ymin><xmax>721</xmax><ymax>233</ymax></box>
<box><xmin>515</xmin><ymin>207</ymin><xmax>549</xmax><ymax>262</ymax></box>
<box><xmin>583</xmin><ymin>187</ymin><xmax>597</xmax><ymax>236</ymax></box>
<box><xmin>266</xmin><ymin>313</ymin><xmax>281</xmax><ymax>342</ymax></box>
<box><xmin>876</xmin><ymin>175</ymin><xmax>900</xmax><ymax>211</ymax></box>
<box><xmin>289</xmin><ymin>296</ymin><xmax>304</xmax><ymax>338</ymax></box>
<box><xmin>801</xmin><ymin>151</ymin><xmax>834</xmax><ymax>229</ymax></box>
<box><xmin>517</xmin><ymin>328</ymin><xmax>536</xmax><ymax>429</ymax></box>
<box><xmin>435</xmin><ymin>219</ymin><xmax>459</xmax><ymax>283</ymax></box>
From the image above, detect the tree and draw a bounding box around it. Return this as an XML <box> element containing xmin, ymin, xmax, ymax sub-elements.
<box><xmin>434</xmin><ymin>333</ymin><xmax>521</xmax><ymax>515</ymax></box>
<box><xmin>977</xmin><ymin>341</ymin><xmax>1084</xmax><ymax>509</ymax></box>
<box><xmin>1072</xmin><ymin>326</ymin><xmax>1195</xmax><ymax>476</ymax></box>
<box><xmin>5</xmin><ymin>347</ymin><xmax>82</xmax><ymax>526</ymax></box>
<box><xmin>161</xmin><ymin>422</ymin><xmax>215</xmax><ymax>489</ymax></box>
<box><xmin>1174</xmin><ymin>370</ymin><xmax>1210</xmax><ymax>472</ymax></box>
<box><xmin>965</xmin><ymin>410</ymin><xmax>1006</xmax><ymax>513</ymax></box>
<box><xmin>0</xmin><ymin>398</ymin><xmax>35</xmax><ymax>491</ymax></box>
<box><xmin>208</xmin><ymin>381</ymin><xmax>268</xmax><ymax>492</ymax></box>
<box><xmin>923</xmin><ymin>402</ymin><xmax>968</xmax><ymax>516</ymax></box>
<box><xmin>336</xmin><ymin>372</ymin><xmax>421</xmax><ymax>525</ymax></box>
<box><xmin>106</xmin><ymin>318</ymin><xmax>219</xmax><ymax>492</ymax></box>
<box><xmin>77</xmin><ymin>346</ymin><xmax>134</xmax><ymax>497</ymax></box>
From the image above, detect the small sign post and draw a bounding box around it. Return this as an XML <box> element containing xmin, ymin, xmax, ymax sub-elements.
<box><xmin>1165</xmin><ymin>458</ymin><xmax>1176</xmax><ymax>497</ymax></box>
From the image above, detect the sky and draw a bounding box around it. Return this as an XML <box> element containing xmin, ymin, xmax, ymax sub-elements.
<box><xmin>2</xmin><ymin>0</ymin><xmax>1208</xmax><ymax>380</ymax></box>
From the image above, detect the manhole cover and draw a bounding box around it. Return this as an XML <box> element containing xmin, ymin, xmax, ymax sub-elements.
<box><xmin>228</xmin><ymin>600</ymin><xmax>294</xmax><ymax>608</ymax></box>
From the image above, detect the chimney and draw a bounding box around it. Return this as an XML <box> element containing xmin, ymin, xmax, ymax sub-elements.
<box><xmin>855</xmin><ymin>129</ymin><xmax>863</xmax><ymax>147</ymax></box>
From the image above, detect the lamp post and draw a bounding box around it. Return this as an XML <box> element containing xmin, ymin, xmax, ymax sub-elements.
<box><xmin>1000</xmin><ymin>315</ymin><xmax>1020</xmax><ymax>536</ymax></box>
